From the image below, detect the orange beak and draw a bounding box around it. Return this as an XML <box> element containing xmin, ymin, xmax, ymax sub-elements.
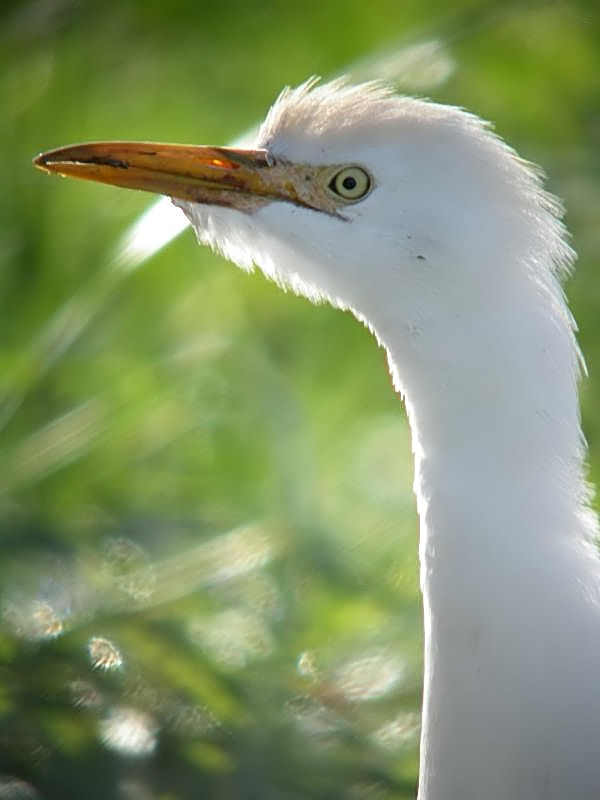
<box><xmin>33</xmin><ymin>141</ymin><xmax>316</xmax><ymax>213</ymax></box>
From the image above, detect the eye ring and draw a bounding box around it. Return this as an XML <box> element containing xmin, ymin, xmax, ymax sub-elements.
<box><xmin>328</xmin><ymin>166</ymin><xmax>372</xmax><ymax>202</ymax></box>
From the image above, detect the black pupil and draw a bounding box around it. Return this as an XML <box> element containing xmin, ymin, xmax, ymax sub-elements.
<box><xmin>342</xmin><ymin>175</ymin><xmax>357</xmax><ymax>191</ymax></box>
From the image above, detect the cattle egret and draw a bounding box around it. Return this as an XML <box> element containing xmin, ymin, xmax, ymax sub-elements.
<box><xmin>34</xmin><ymin>79</ymin><xmax>600</xmax><ymax>800</ymax></box>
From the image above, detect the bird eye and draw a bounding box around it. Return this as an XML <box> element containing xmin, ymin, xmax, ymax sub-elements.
<box><xmin>328</xmin><ymin>166</ymin><xmax>371</xmax><ymax>202</ymax></box>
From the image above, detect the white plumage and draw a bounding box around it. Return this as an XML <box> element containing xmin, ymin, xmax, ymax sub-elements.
<box><xmin>35</xmin><ymin>78</ymin><xmax>600</xmax><ymax>799</ymax></box>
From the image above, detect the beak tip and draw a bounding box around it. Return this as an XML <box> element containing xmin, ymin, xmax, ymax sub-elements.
<box><xmin>33</xmin><ymin>151</ymin><xmax>55</xmax><ymax>172</ymax></box>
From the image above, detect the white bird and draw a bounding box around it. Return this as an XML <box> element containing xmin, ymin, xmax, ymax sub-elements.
<box><xmin>34</xmin><ymin>78</ymin><xmax>600</xmax><ymax>800</ymax></box>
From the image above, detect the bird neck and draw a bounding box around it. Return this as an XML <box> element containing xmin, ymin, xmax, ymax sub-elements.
<box><xmin>373</xmin><ymin>282</ymin><xmax>600</xmax><ymax>799</ymax></box>
<box><xmin>377</xmin><ymin>277</ymin><xmax>590</xmax><ymax>563</ymax></box>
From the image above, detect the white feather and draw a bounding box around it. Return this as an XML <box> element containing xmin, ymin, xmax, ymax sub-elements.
<box><xmin>176</xmin><ymin>79</ymin><xmax>600</xmax><ymax>800</ymax></box>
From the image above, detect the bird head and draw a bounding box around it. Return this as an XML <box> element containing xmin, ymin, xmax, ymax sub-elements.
<box><xmin>34</xmin><ymin>78</ymin><xmax>572</xmax><ymax>341</ymax></box>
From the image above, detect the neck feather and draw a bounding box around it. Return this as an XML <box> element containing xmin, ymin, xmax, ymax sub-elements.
<box><xmin>372</xmin><ymin>274</ymin><xmax>600</xmax><ymax>800</ymax></box>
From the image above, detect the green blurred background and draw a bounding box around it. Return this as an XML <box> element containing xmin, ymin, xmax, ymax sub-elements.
<box><xmin>1</xmin><ymin>0</ymin><xmax>599</xmax><ymax>797</ymax></box>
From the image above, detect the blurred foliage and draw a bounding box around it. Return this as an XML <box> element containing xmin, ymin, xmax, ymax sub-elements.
<box><xmin>1</xmin><ymin>0</ymin><xmax>599</xmax><ymax>797</ymax></box>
